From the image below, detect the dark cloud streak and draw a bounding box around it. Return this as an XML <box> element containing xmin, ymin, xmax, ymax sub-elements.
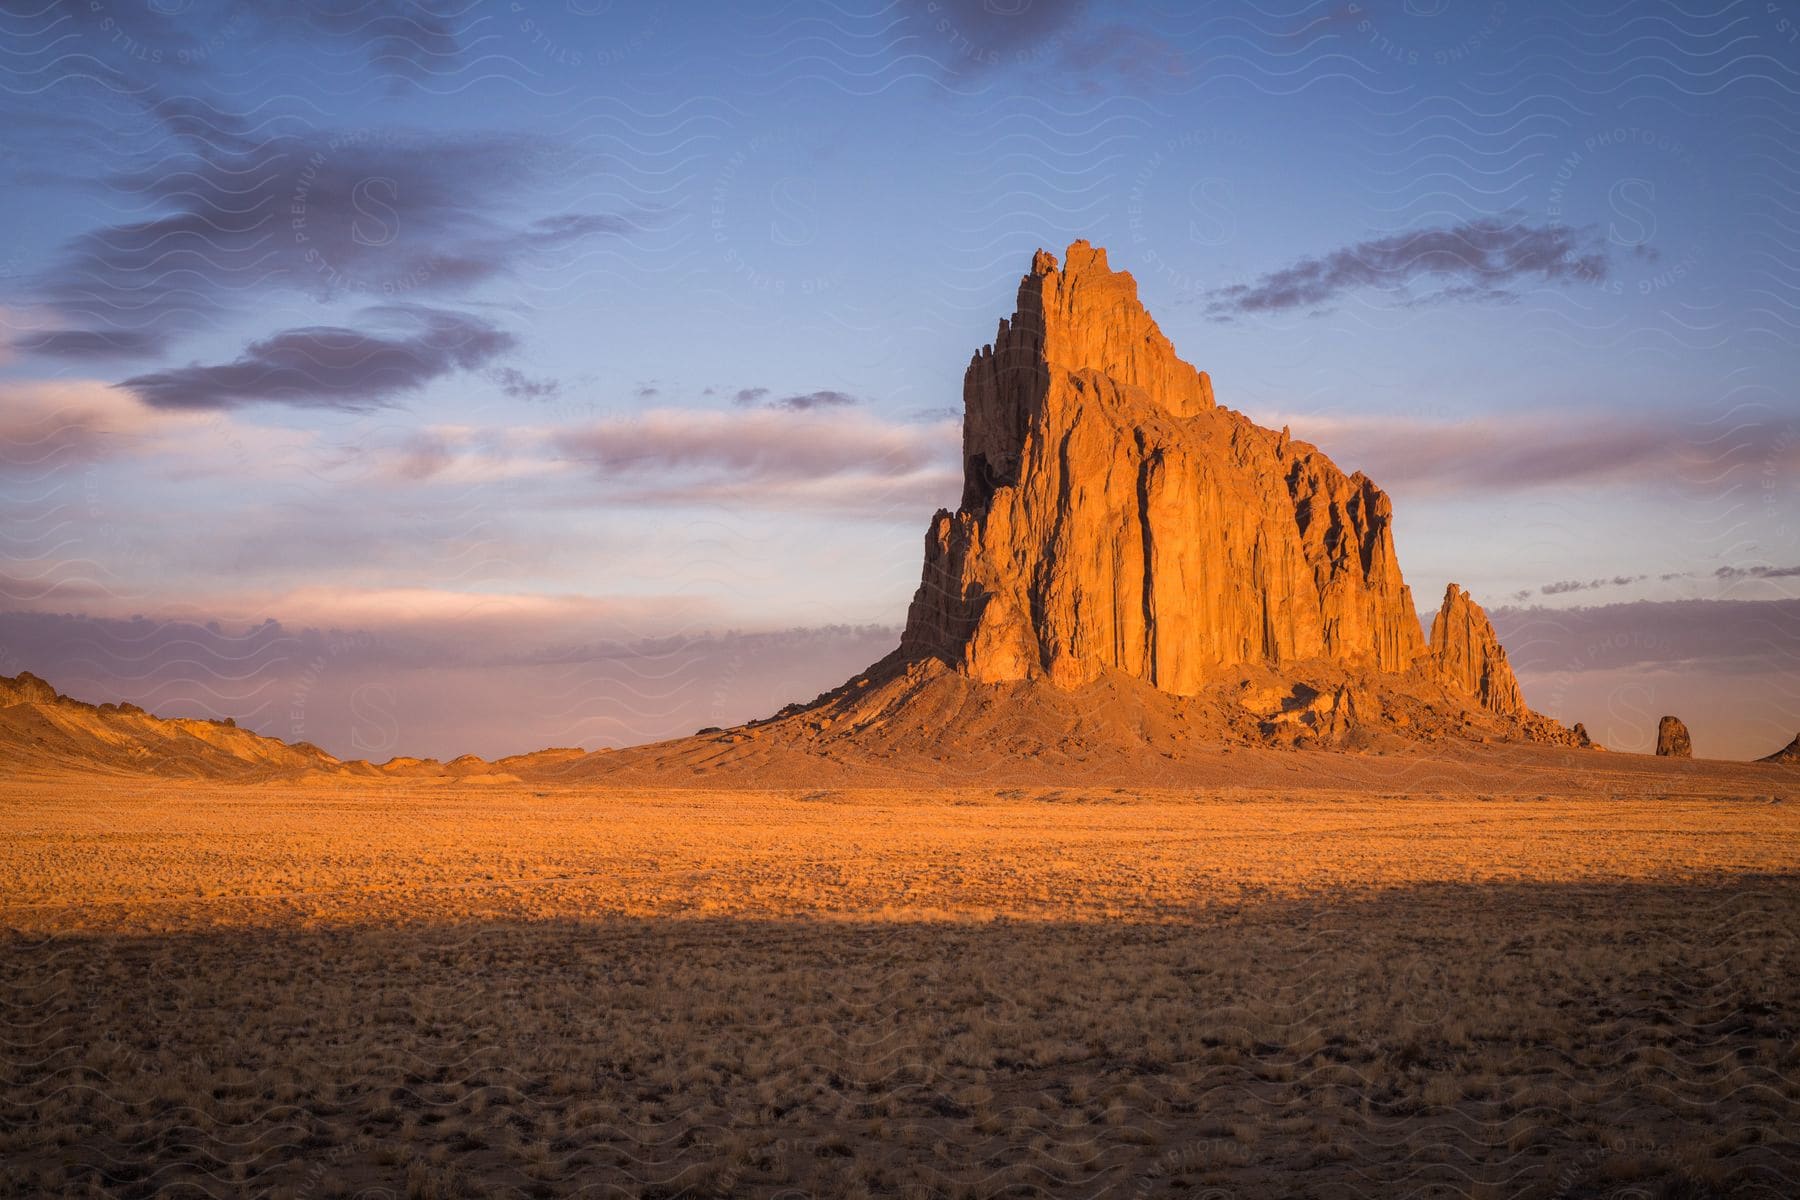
<box><xmin>1207</xmin><ymin>217</ymin><xmax>1617</xmax><ymax>316</ymax></box>
<box><xmin>117</xmin><ymin>307</ymin><xmax>515</xmax><ymax>411</ymax></box>
<box><xmin>28</xmin><ymin>95</ymin><xmax>645</xmax><ymax>355</ymax></box>
<box><xmin>733</xmin><ymin>388</ymin><xmax>860</xmax><ymax>411</ymax></box>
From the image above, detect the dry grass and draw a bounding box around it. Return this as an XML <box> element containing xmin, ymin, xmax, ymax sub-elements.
<box><xmin>2</xmin><ymin>773</ymin><xmax>1797</xmax><ymax>1197</ymax></box>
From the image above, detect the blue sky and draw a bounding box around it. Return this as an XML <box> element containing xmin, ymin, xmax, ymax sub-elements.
<box><xmin>2</xmin><ymin>0</ymin><xmax>1796</xmax><ymax>759</ymax></box>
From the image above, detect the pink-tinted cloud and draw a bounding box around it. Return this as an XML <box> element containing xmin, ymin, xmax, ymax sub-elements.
<box><xmin>550</xmin><ymin>406</ymin><xmax>959</xmax><ymax>512</ymax></box>
<box><xmin>1271</xmin><ymin>409</ymin><xmax>1800</xmax><ymax>494</ymax></box>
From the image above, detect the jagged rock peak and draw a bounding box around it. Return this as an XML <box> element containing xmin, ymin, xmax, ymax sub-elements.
<box><xmin>1023</xmin><ymin>238</ymin><xmax>1214</xmax><ymax>414</ymax></box>
<box><xmin>0</xmin><ymin>672</ymin><xmax>58</xmax><ymax>706</ymax></box>
<box><xmin>900</xmin><ymin>240</ymin><xmax>1427</xmax><ymax>695</ymax></box>
<box><xmin>1656</xmin><ymin>715</ymin><xmax>1692</xmax><ymax>758</ymax></box>
<box><xmin>1427</xmin><ymin>584</ymin><xmax>1526</xmax><ymax>717</ymax></box>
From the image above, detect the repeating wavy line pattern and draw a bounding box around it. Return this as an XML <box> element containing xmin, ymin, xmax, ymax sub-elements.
<box><xmin>2</xmin><ymin>877</ymin><xmax>1796</xmax><ymax>1196</ymax></box>
<box><xmin>2</xmin><ymin>4</ymin><xmax>1798</xmax><ymax>1190</ymax></box>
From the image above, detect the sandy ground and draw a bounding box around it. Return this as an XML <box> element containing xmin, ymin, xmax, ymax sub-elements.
<box><xmin>3</xmin><ymin>759</ymin><xmax>1798</xmax><ymax>1197</ymax></box>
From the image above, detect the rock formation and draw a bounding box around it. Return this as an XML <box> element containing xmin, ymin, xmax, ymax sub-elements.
<box><xmin>1656</xmin><ymin>715</ymin><xmax>1692</xmax><ymax>758</ymax></box>
<box><xmin>891</xmin><ymin>240</ymin><xmax>1566</xmax><ymax>744</ymax></box>
<box><xmin>1426</xmin><ymin>584</ymin><xmax>1526</xmax><ymax>717</ymax></box>
<box><xmin>1760</xmin><ymin>733</ymin><xmax>1800</xmax><ymax>764</ymax></box>
<box><xmin>899</xmin><ymin>240</ymin><xmax>1426</xmax><ymax>693</ymax></box>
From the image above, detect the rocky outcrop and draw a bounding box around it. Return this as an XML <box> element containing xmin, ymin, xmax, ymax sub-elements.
<box><xmin>1656</xmin><ymin>715</ymin><xmax>1692</xmax><ymax>758</ymax></box>
<box><xmin>1760</xmin><ymin>733</ymin><xmax>1800</xmax><ymax>764</ymax></box>
<box><xmin>900</xmin><ymin>240</ymin><xmax>1426</xmax><ymax>694</ymax></box>
<box><xmin>0</xmin><ymin>671</ymin><xmax>58</xmax><ymax>707</ymax></box>
<box><xmin>0</xmin><ymin>670</ymin><xmax>341</xmax><ymax>778</ymax></box>
<box><xmin>1426</xmin><ymin>584</ymin><xmax>1526</xmax><ymax>717</ymax></box>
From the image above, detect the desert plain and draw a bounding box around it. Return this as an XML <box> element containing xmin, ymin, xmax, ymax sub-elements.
<box><xmin>4</xmin><ymin>748</ymin><xmax>1797</xmax><ymax>1199</ymax></box>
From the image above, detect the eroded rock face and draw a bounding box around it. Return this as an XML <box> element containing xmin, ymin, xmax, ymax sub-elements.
<box><xmin>1656</xmin><ymin>716</ymin><xmax>1693</xmax><ymax>758</ymax></box>
<box><xmin>899</xmin><ymin>241</ymin><xmax>1426</xmax><ymax>693</ymax></box>
<box><xmin>0</xmin><ymin>671</ymin><xmax>58</xmax><ymax>706</ymax></box>
<box><xmin>1426</xmin><ymin>584</ymin><xmax>1526</xmax><ymax>717</ymax></box>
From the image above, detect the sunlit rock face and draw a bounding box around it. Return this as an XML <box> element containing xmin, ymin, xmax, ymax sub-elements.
<box><xmin>900</xmin><ymin>240</ymin><xmax>1428</xmax><ymax>693</ymax></box>
<box><xmin>1427</xmin><ymin>584</ymin><xmax>1526</xmax><ymax>718</ymax></box>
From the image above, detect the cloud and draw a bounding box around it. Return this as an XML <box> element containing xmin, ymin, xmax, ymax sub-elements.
<box><xmin>1540</xmin><ymin>575</ymin><xmax>1647</xmax><ymax>596</ymax></box>
<box><xmin>490</xmin><ymin>368</ymin><xmax>560</xmax><ymax>400</ymax></box>
<box><xmin>116</xmin><ymin>307</ymin><xmax>515</xmax><ymax>412</ymax></box>
<box><xmin>891</xmin><ymin>1</ymin><xmax>1178</xmax><ymax>87</ymax></box>
<box><xmin>237</xmin><ymin>0</ymin><xmax>468</xmax><ymax>83</ymax></box>
<box><xmin>11</xmin><ymin>328</ymin><xmax>165</xmax><ymax>362</ymax></box>
<box><xmin>27</xmin><ymin>99</ymin><xmax>645</xmax><ymax>353</ymax></box>
<box><xmin>1207</xmin><ymin>217</ymin><xmax>1617</xmax><ymax>316</ymax></box>
<box><xmin>0</xmin><ymin>381</ymin><xmax>211</xmax><ymax>474</ymax></box>
<box><xmin>895</xmin><ymin>0</ymin><xmax>1085</xmax><ymax>62</ymax></box>
<box><xmin>531</xmin><ymin>213</ymin><xmax>646</xmax><ymax>241</ymax></box>
<box><xmin>1269</xmin><ymin>409</ymin><xmax>1800</xmax><ymax>494</ymax></box>
<box><xmin>1715</xmin><ymin>564</ymin><xmax>1800</xmax><ymax>581</ymax></box>
<box><xmin>551</xmin><ymin>406</ymin><xmax>957</xmax><ymax>511</ymax></box>
<box><xmin>1059</xmin><ymin>24</ymin><xmax>1188</xmax><ymax>84</ymax></box>
<box><xmin>775</xmin><ymin>389</ymin><xmax>859</xmax><ymax>411</ymax></box>
<box><xmin>0</xmin><ymin>1</ymin><xmax>470</xmax><ymax>85</ymax></box>
<box><xmin>1490</xmin><ymin>598</ymin><xmax>1800</xmax><ymax>675</ymax></box>
<box><xmin>732</xmin><ymin>387</ymin><xmax>860</xmax><ymax>411</ymax></box>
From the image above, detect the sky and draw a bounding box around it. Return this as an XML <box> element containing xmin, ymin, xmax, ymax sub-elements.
<box><xmin>1</xmin><ymin>0</ymin><xmax>1796</xmax><ymax>761</ymax></box>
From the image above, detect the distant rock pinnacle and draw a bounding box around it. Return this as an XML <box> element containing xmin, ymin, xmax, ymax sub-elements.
<box><xmin>1656</xmin><ymin>715</ymin><xmax>1693</xmax><ymax>758</ymax></box>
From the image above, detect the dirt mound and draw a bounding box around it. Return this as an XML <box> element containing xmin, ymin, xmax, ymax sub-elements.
<box><xmin>522</xmin><ymin>653</ymin><xmax>1593</xmax><ymax>788</ymax></box>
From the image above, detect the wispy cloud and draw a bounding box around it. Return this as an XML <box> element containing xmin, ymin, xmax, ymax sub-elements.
<box><xmin>550</xmin><ymin>406</ymin><xmax>957</xmax><ymax>512</ymax></box>
<box><xmin>1207</xmin><ymin>217</ymin><xmax>1617</xmax><ymax>316</ymax></box>
<box><xmin>1540</xmin><ymin>575</ymin><xmax>1648</xmax><ymax>596</ymax></box>
<box><xmin>1492</xmin><ymin>598</ymin><xmax>1800</xmax><ymax>675</ymax></box>
<box><xmin>10</xmin><ymin>328</ymin><xmax>165</xmax><ymax>362</ymax></box>
<box><xmin>1270</xmin><ymin>409</ymin><xmax>1800</xmax><ymax>494</ymax></box>
<box><xmin>116</xmin><ymin>307</ymin><xmax>515</xmax><ymax>411</ymax></box>
<box><xmin>24</xmin><ymin>94</ymin><xmax>647</xmax><ymax>358</ymax></box>
<box><xmin>1715</xmin><ymin>564</ymin><xmax>1800</xmax><ymax>581</ymax></box>
<box><xmin>489</xmin><ymin>368</ymin><xmax>561</xmax><ymax>401</ymax></box>
<box><xmin>734</xmin><ymin>387</ymin><xmax>861</xmax><ymax>412</ymax></box>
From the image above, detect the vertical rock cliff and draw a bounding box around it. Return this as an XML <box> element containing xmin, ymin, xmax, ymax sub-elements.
<box><xmin>1426</xmin><ymin>584</ymin><xmax>1526</xmax><ymax>717</ymax></box>
<box><xmin>899</xmin><ymin>240</ymin><xmax>1427</xmax><ymax>693</ymax></box>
